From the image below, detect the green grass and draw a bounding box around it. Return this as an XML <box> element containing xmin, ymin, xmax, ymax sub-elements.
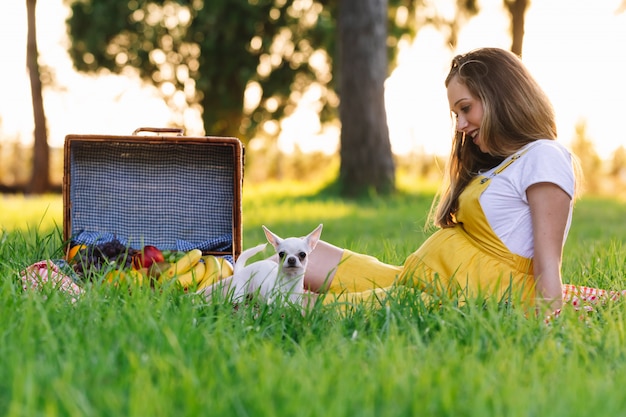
<box><xmin>1</xmin><ymin>183</ymin><xmax>626</xmax><ymax>416</ymax></box>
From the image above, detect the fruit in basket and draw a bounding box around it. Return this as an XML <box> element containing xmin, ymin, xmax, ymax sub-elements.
<box><xmin>196</xmin><ymin>256</ymin><xmax>235</xmax><ymax>290</ymax></box>
<box><xmin>66</xmin><ymin>244</ymin><xmax>88</xmax><ymax>263</ymax></box>
<box><xmin>175</xmin><ymin>259</ymin><xmax>206</xmax><ymax>289</ymax></box>
<box><xmin>217</xmin><ymin>257</ymin><xmax>234</xmax><ymax>278</ymax></box>
<box><xmin>197</xmin><ymin>255</ymin><xmax>222</xmax><ymax>287</ymax></box>
<box><xmin>133</xmin><ymin>245</ymin><xmax>165</xmax><ymax>270</ymax></box>
<box><xmin>105</xmin><ymin>269</ymin><xmax>144</xmax><ymax>286</ymax></box>
<box><xmin>72</xmin><ymin>239</ymin><xmax>136</xmax><ymax>279</ymax></box>
<box><xmin>159</xmin><ymin>249</ymin><xmax>203</xmax><ymax>281</ymax></box>
<box><xmin>148</xmin><ymin>261</ymin><xmax>172</xmax><ymax>280</ymax></box>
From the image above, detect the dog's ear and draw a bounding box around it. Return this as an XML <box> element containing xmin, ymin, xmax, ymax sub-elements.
<box><xmin>262</xmin><ymin>225</ymin><xmax>283</xmax><ymax>248</ymax></box>
<box><xmin>305</xmin><ymin>224</ymin><xmax>323</xmax><ymax>250</ymax></box>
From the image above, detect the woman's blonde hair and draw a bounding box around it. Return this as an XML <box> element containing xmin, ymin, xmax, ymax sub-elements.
<box><xmin>429</xmin><ymin>47</ymin><xmax>560</xmax><ymax>228</ymax></box>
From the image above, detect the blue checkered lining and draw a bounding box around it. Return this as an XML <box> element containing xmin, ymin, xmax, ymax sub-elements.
<box><xmin>69</xmin><ymin>140</ymin><xmax>236</xmax><ymax>256</ymax></box>
<box><xmin>71</xmin><ymin>230</ymin><xmax>232</xmax><ymax>252</ymax></box>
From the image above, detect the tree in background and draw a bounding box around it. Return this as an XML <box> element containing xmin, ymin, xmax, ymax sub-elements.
<box><xmin>68</xmin><ymin>1</ymin><xmax>334</xmax><ymax>140</ymax></box>
<box><xmin>610</xmin><ymin>146</ymin><xmax>626</xmax><ymax>179</ymax></box>
<box><xmin>505</xmin><ymin>0</ymin><xmax>529</xmax><ymax>56</ymax></box>
<box><xmin>338</xmin><ymin>0</ymin><xmax>394</xmax><ymax>195</ymax></box>
<box><xmin>571</xmin><ymin>119</ymin><xmax>602</xmax><ymax>194</ymax></box>
<box><xmin>65</xmin><ymin>0</ymin><xmax>407</xmax><ymax>195</ymax></box>
<box><xmin>65</xmin><ymin>0</ymin><xmax>484</xmax><ymax>196</ymax></box>
<box><xmin>26</xmin><ymin>0</ymin><xmax>50</xmax><ymax>194</ymax></box>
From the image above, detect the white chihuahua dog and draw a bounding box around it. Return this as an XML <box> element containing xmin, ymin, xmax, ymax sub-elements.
<box><xmin>200</xmin><ymin>224</ymin><xmax>323</xmax><ymax>307</ymax></box>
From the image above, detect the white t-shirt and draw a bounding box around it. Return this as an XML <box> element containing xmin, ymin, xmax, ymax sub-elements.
<box><xmin>479</xmin><ymin>140</ymin><xmax>575</xmax><ymax>259</ymax></box>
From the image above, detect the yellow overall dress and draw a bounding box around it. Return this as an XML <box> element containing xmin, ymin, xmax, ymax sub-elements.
<box><xmin>327</xmin><ymin>152</ymin><xmax>536</xmax><ymax>305</ymax></box>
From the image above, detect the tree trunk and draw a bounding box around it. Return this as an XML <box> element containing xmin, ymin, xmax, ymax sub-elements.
<box><xmin>506</xmin><ymin>0</ymin><xmax>529</xmax><ymax>57</ymax></box>
<box><xmin>338</xmin><ymin>0</ymin><xmax>395</xmax><ymax>197</ymax></box>
<box><xmin>26</xmin><ymin>0</ymin><xmax>50</xmax><ymax>194</ymax></box>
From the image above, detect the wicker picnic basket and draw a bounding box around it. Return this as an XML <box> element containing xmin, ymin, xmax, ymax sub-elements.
<box><xmin>62</xmin><ymin>127</ymin><xmax>244</xmax><ymax>261</ymax></box>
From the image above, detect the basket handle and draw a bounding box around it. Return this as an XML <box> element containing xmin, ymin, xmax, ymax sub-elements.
<box><xmin>132</xmin><ymin>127</ymin><xmax>184</xmax><ymax>136</ymax></box>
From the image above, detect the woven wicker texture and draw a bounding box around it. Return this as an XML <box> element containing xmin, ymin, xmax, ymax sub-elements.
<box><xmin>68</xmin><ymin>141</ymin><xmax>236</xmax><ymax>252</ymax></box>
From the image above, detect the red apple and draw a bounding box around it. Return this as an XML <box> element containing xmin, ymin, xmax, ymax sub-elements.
<box><xmin>133</xmin><ymin>245</ymin><xmax>165</xmax><ymax>269</ymax></box>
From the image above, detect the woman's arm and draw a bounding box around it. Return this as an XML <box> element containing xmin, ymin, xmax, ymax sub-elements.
<box><xmin>527</xmin><ymin>182</ymin><xmax>572</xmax><ymax>312</ymax></box>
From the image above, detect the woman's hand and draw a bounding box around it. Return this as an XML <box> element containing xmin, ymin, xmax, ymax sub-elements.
<box><xmin>527</xmin><ymin>182</ymin><xmax>572</xmax><ymax>313</ymax></box>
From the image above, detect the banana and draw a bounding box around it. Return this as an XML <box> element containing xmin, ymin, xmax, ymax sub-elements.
<box><xmin>197</xmin><ymin>256</ymin><xmax>236</xmax><ymax>290</ymax></box>
<box><xmin>175</xmin><ymin>259</ymin><xmax>206</xmax><ymax>289</ymax></box>
<box><xmin>160</xmin><ymin>248</ymin><xmax>203</xmax><ymax>281</ymax></box>
<box><xmin>197</xmin><ymin>255</ymin><xmax>221</xmax><ymax>288</ymax></box>
<box><xmin>217</xmin><ymin>257</ymin><xmax>234</xmax><ymax>278</ymax></box>
<box><xmin>105</xmin><ymin>269</ymin><xmax>144</xmax><ymax>287</ymax></box>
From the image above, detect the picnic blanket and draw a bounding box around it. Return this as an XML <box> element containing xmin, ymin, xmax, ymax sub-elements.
<box><xmin>20</xmin><ymin>260</ymin><xmax>84</xmax><ymax>302</ymax></box>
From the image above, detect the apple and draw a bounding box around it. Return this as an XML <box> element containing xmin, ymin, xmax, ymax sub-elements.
<box><xmin>133</xmin><ymin>245</ymin><xmax>165</xmax><ymax>269</ymax></box>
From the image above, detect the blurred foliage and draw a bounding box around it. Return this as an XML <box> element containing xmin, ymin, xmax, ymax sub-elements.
<box><xmin>64</xmin><ymin>0</ymin><xmax>478</xmax><ymax>143</ymax></box>
<box><xmin>3</xmin><ymin>135</ymin><xmax>626</xmax><ymax>200</ymax></box>
<box><xmin>571</xmin><ymin>119</ymin><xmax>602</xmax><ymax>195</ymax></box>
<box><xmin>0</xmin><ymin>141</ymin><xmax>64</xmax><ymax>191</ymax></box>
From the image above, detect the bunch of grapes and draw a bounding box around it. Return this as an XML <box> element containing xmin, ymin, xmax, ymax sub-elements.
<box><xmin>73</xmin><ymin>239</ymin><xmax>138</xmax><ymax>281</ymax></box>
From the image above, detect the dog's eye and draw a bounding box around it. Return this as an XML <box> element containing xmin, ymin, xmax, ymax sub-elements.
<box><xmin>278</xmin><ymin>251</ymin><xmax>286</xmax><ymax>259</ymax></box>
<box><xmin>298</xmin><ymin>252</ymin><xmax>306</xmax><ymax>260</ymax></box>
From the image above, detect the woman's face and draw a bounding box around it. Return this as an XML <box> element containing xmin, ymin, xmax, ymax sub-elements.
<box><xmin>447</xmin><ymin>76</ymin><xmax>487</xmax><ymax>153</ymax></box>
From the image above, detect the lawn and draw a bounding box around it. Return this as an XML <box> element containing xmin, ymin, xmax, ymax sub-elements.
<box><xmin>1</xmin><ymin>181</ymin><xmax>626</xmax><ymax>416</ymax></box>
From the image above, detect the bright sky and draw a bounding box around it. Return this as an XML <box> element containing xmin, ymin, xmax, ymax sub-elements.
<box><xmin>2</xmin><ymin>0</ymin><xmax>626</xmax><ymax>158</ymax></box>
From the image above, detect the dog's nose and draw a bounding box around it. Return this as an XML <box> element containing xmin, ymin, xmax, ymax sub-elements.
<box><xmin>287</xmin><ymin>256</ymin><xmax>297</xmax><ymax>266</ymax></box>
